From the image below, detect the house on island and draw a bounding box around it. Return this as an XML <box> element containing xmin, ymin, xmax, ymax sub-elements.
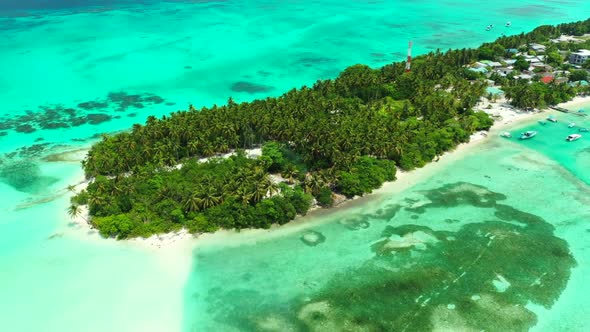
<box><xmin>540</xmin><ymin>75</ymin><xmax>554</xmax><ymax>84</ymax></box>
<box><xmin>550</xmin><ymin>35</ymin><xmax>583</xmax><ymax>43</ymax></box>
<box><xmin>494</xmin><ymin>67</ymin><xmax>512</xmax><ymax>76</ymax></box>
<box><xmin>515</xmin><ymin>73</ymin><xmax>533</xmax><ymax>80</ymax></box>
<box><xmin>569</xmin><ymin>80</ymin><xmax>589</xmax><ymax>88</ymax></box>
<box><xmin>530</xmin><ymin>43</ymin><xmax>546</xmax><ymax>53</ymax></box>
<box><xmin>554</xmin><ymin>77</ymin><xmax>568</xmax><ymax>85</ymax></box>
<box><xmin>554</xmin><ymin>70</ymin><xmax>570</xmax><ymax>76</ymax></box>
<box><xmin>486</xmin><ymin>86</ymin><xmax>504</xmax><ymax>96</ymax></box>
<box><xmin>479</xmin><ymin>60</ymin><xmax>502</xmax><ymax>68</ymax></box>
<box><xmin>569</xmin><ymin>49</ymin><xmax>590</xmax><ymax>65</ymax></box>
<box><xmin>531</xmin><ymin>63</ymin><xmax>553</xmax><ymax>72</ymax></box>
<box><xmin>468</xmin><ymin>66</ymin><xmax>488</xmax><ymax>74</ymax></box>
<box><xmin>518</xmin><ymin>54</ymin><xmax>544</xmax><ymax>65</ymax></box>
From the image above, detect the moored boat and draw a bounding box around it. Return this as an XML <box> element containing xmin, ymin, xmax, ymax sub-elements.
<box><xmin>519</xmin><ymin>131</ymin><xmax>537</xmax><ymax>140</ymax></box>
<box><xmin>566</xmin><ymin>134</ymin><xmax>582</xmax><ymax>142</ymax></box>
<box><xmin>568</xmin><ymin>122</ymin><xmax>576</xmax><ymax>128</ymax></box>
<box><xmin>500</xmin><ymin>132</ymin><xmax>511</xmax><ymax>138</ymax></box>
<box><xmin>538</xmin><ymin>120</ymin><xmax>546</xmax><ymax>125</ymax></box>
<box><xmin>547</xmin><ymin>116</ymin><xmax>557</xmax><ymax>123</ymax></box>
<box><xmin>579</xmin><ymin>128</ymin><xmax>589</xmax><ymax>132</ymax></box>
<box><xmin>505</xmin><ymin>21</ymin><xmax>511</xmax><ymax>27</ymax></box>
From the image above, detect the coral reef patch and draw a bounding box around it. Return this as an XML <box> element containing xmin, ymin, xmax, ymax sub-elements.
<box><xmin>198</xmin><ymin>182</ymin><xmax>575</xmax><ymax>332</ymax></box>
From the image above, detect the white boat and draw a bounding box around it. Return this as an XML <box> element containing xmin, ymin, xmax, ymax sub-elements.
<box><xmin>519</xmin><ymin>131</ymin><xmax>537</xmax><ymax>140</ymax></box>
<box><xmin>505</xmin><ymin>21</ymin><xmax>511</xmax><ymax>27</ymax></box>
<box><xmin>568</xmin><ymin>122</ymin><xmax>576</xmax><ymax>128</ymax></box>
<box><xmin>579</xmin><ymin>128</ymin><xmax>589</xmax><ymax>132</ymax></box>
<box><xmin>486</xmin><ymin>25</ymin><xmax>492</xmax><ymax>31</ymax></box>
<box><xmin>500</xmin><ymin>132</ymin><xmax>512</xmax><ymax>138</ymax></box>
<box><xmin>566</xmin><ymin>134</ymin><xmax>582</xmax><ymax>142</ymax></box>
<box><xmin>547</xmin><ymin>116</ymin><xmax>557</xmax><ymax>123</ymax></box>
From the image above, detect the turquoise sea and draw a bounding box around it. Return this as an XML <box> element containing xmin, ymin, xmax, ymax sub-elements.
<box><xmin>1</xmin><ymin>1</ymin><xmax>590</xmax><ymax>331</ymax></box>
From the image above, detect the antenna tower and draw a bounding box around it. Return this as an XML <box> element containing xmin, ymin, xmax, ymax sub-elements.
<box><xmin>405</xmin><ymin>41</ymin><xmax>413</xmax><ymax>72</ymax></box>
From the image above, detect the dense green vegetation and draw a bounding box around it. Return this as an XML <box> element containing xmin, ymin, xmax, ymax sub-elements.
<box><xmin>73</xmin><ymin>152</ymin><xmax>312</xmax><ymax>238</ymax></box>
<box><xmin>503</xmin><ymin>80</ymin><xmax>577</xmax><ymax>109</ymax></box>
<box><xmin>73</xmin><ymin>20</ymin><xmax>590</xmax><ymax>239</ymax></box>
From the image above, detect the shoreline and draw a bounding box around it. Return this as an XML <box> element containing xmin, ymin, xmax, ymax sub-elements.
<box><xmin>64</xmin><ymin>95</ymin><xmax>590</xmax><ymax>250</ymax></box>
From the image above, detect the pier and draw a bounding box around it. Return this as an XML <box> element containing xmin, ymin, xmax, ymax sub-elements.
<box><xmin>550</xmin><ymin>106</ymin><xmax>587</xmax><ymax>117</ymax></box>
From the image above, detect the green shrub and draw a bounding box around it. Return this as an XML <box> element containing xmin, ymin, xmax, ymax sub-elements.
<box><xmin>316</xmin><ymin>187</ymin><xmax>334</xmax><ymax>207</ymax></box>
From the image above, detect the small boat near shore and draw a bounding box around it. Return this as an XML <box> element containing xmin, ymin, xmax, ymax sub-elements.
<box><xmin>566</xmin><ymin>134</ymin><xmax>582</xmax><ymax>142</ymax></box>
<box><xmin>579</xmin><ymin>128</ymin><xmax>589</xmax><ymax>132</ymax></box>
<box><xmin>505</xmin><ymin>21</ymin><xmax>511</xmax><ymax>27</ymax></box>
<box><xmin>568</xmin><ymin>122</ymin><xmax>576</xmax><ymax>128</ymax></box>
<box><xmin>519</xmin><ymin>131</ymin><xmax>537</xmax><ymax>140</ymax></box>
<box><xmin>547</xmin><ymin>116</ymin><xmax>557</xmax><ymax>123</ymax></box>
<box><xmin>538</xmin><ymin>120</ymin><xmax>546</xmax><ymax>125</ymax></box>
<box><xmin>500</xmin><ymin>132</ymin><xmax>512</xmax><ymax>138</ymax></box>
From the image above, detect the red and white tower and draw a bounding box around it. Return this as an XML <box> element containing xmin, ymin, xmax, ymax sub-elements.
<box><xmin>405</xmin><ymin>41</ymin><xmax>413</xmax><ymax>72</ymax></box>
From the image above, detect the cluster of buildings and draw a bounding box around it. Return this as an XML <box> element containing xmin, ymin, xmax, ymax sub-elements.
<box><xmin>469</xmin><ymin>35</ymin><xmax>590</xmax><ymax>93</ymax></box>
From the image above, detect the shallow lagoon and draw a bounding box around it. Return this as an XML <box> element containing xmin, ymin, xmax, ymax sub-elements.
<box><xmin>183</xmin><ymin>114</ymin><xmax>590</xmax><ymax>331</ymax></box>
<box><xmin>1</xmin><ymin>1</ymin><xmax>590</xmax><ymax>331</ymax></box>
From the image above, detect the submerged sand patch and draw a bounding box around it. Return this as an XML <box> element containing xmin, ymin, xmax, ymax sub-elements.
<box><xmin>203</xmin><ymin>182</ymin><xmax>575</xmax><ymax>332</ymax></box>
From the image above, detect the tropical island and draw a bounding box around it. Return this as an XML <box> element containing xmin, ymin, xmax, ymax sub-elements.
<box><xmin>70</xmin><ymin>19</ymin><xmax>590</xmax><ymax>240</ymax></box>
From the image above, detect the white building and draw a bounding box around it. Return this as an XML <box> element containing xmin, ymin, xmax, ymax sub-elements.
<box><xmin>530</xmin><ymin>43</ymin><xmax>546</xmax><ymax>53</ymax></box>
<box><xmin>569</xmin><ymin>49</ymin><xmax>590</xmax><ymax>65</ymax></box>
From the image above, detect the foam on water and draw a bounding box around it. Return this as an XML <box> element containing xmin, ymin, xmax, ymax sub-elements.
<box><xmin>1</xmin><ymin>1</ymin><xmax>590</xmax><ymax>331</ymax></box>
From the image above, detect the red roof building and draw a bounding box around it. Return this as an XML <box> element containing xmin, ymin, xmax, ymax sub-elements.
<box><xmin>540</xmin><ymin>76</ymin><xmax>554</xmax><ymax>84</ymax></box>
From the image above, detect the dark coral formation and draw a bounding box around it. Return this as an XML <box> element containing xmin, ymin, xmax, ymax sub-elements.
<box><xmin>0</xmin><ymin>159</ymin><xmax>58</xmax><ymax>192</ymax></box>
<box><xmin>86</xmin><ymin>113</ymin><xmax>112</xmax><ymax>125</ymax></box>
<box><xmin>295</xmin><ymin>55</ymin><xmax>336</xmax><ymax>67</ymax></box>
<box><xmin>339</xmin><ymin>216</ymin><xmax>370</xmax><ymax>230</ymax></box>
<box><xmin>196</xmin><ymin>183</ymin><xmax>575</xmax><ymax>332</ymax></box>
<box><xmin>0</xmin><ymin>91</ymin><xmax>166</xmax><ymax>135</ymax></box>
<box><xmin>78</xmin><ymin>101</ymin><xmax>108</xmax><ymax>110</ymax></box>
<box><xmin>231</xmin><ymin>81</ymin><xmax>274</xmax><ymax>94</ymax></box>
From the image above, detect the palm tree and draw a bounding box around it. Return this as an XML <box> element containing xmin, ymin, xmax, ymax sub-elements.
<box><xmin>253</xmin><ymin>187</ymin><xmax>266</xmax><ymax>202</ymax></box>
<box><xmin>66</xmin><ymin>184</ymin><xmax>76</xmax><ymax>193</ymax></box>
<box><xmin>304</xmin><ymin>173</ymin><xmax>324</xmax><ymax>196</ymax></box>
<box><xmin>187</xmin><ymin>141</ymin><xmax>200</xmax><ymax>155</ymax></box>
<box><xmin>281</xmin><ymin>166</ymin><xmax>299</xmax><ymax>184</ymax></box>
<box><xmin>67</xmin><ymin>204</ymin><xmax>85</xmax><ymax>222</ymax></box>
<box><xmin>264</xmin><ymin>179</ymin><xmax>280</xmax><ymax>197</ymax></box>
<box><xmin>198</xmin><ymin>187</ymin><xmax>221</xmax><ymax>209</ymax></box>
<box><xmin>87</xmin><ymin>194</ymin><xmax>104</xmax><ymax>210</ymax></box>
<box><xmin>236</xmin><ymin>187</ymin><xmax>253</xmax><ymax>205</ymax></box>
<box><xmin>184</xmin><ymin>193</ymin><xmax>202</xmax><ymax>212</ymax></box>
